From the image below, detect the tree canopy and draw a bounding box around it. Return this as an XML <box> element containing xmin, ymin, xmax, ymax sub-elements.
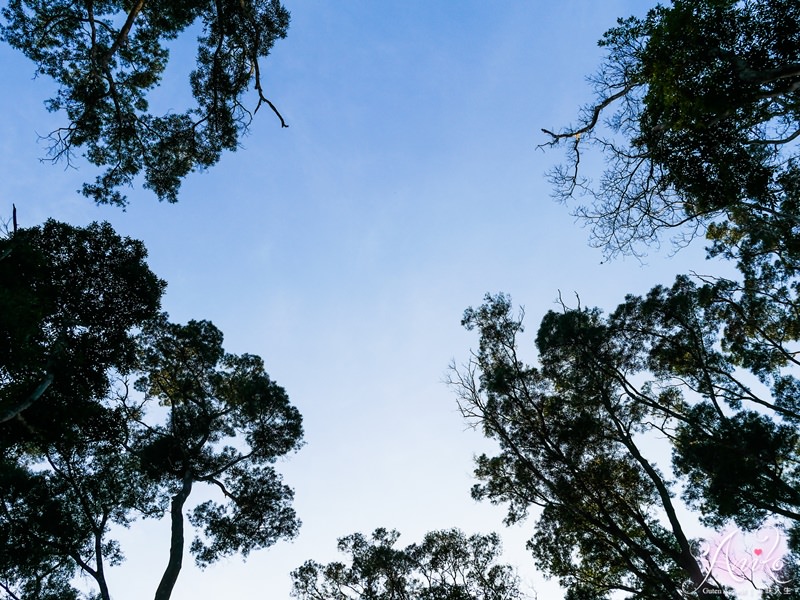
<box><xmin>291</xmin><ymin>528</ymin><xmax>524</xmax><ymax>600</ymax></box>
<box><xmin>533</xmin><ymin>3</ymin><xmax>800</xmax><ymax>564</ymax></box>
<box><xmin>6</xmin><ymin>1</ymin><xmax>800</xmax><ymax>598</ymax></box>
<box><xmin>451</xmin><ymin>260</ymin><xmax>800</xmax><ymax>597</ymax></box>
<box><xmin>1</xmin><ymin>0</ymin><xmax>290</xmax><ymax>206</ymax></box>
<box><xmin>0</xmin><ymin>222</ymin><xmax>303</xmax><ymax>600</ymax></box>
<box><xmin>449</xmin><ymin>1</ymin><xmax>800</xmax><ymax>597</ymax></box>
<box><xmin>0</xmin><ymin>219</ymin><xmax>165</xmax><ymax>426</ymax></box>
<box><xmin>136</xmin><ymin>316</ymin><xmax>304</xmax><ymax>600</ymax></box>
<box><xmin>451</xmin><ymin>294</ymin><xmax>734</xmax><ymax>599</ymax></box>
<box><xmin>542</xmin><ymin>0</ymin><xmax>800</xmax><ymax>259</ymax></box>
<box><xmin>524</xmin><ymin>5</ymin><xmax>800</xmax><ymax>597</ymax></box>
<box><xmin>608</xmin><ymin>274</ymin><xmax>800</xmax><ymax>532</ymax></box>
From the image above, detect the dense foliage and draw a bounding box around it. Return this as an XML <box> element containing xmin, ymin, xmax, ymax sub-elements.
<box><xmin>0</xmin><ymin>223</ymin><xmax>303</xmax><ymax>600</ymax></box>
<box><xmin>0</xmin><ymin>219</ymin><xmax>165</xmax><ymax>425</ymax></box>
<box><xmin>542</xmin><ymin>0</ymin><xmax>800</xmax><ymax>259</ymax></box>
<box><xmin>452</xmin><ymin>1</ymin><xmax>800</xmax><ymax>598</ymax></box>
<box><xmin>451</xmin><ymin>295</ymin><xmax>726</xmax><ymax>598</ymax></box>
<box><xmin>0</xmin><ymin>2</ymin><xmax>302</xmax><ymax>598</ymax></box>
<box><xmin>291</xmin><ymin>528</ymin><xmax>523</xmax><ymax>600</ymax></box>
<box><xmin>1</xmin><ymin>0</ymin><xmax>290</xmax><ymax>205</ymax></box>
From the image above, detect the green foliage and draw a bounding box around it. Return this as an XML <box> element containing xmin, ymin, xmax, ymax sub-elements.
<box><xmin>0</xmin><ymin>219</ymin><xmax>165</xmax><ymax>427</ymax></box>
<box><xmin>0</xmin><ymin>458</ymin><xmax>84</xmax><ymax>600</ymax></box>
<box><xmin>452</xmin><ymin>294</ymin><xmax>728</xmax><ymax>599</ymax></box>
<box><xmin>0</xmin><ymin>223</ymin><xmax>303</xmax><ymax>600</ymax></box>
<box><xmin>135</xmin><ymin>317</ymin><xmax>303</xmax><ymax>571</ymax></box>
<box><xmin>1</xmin><ymin>0</ymin><xmax>290</xmax><ymax>205</ymax></box>
<box><xmin>543</xmin><ymin>0</ymin><xmax>800</xmax><ymax>259</ymax></box>
<box><xmin>607</xmin><ymin>275</ymin><xmax>800</xmax><ymax>533</ymax></box>
<box><xmin>0</xmin><ymin>221</ymin><xmax>164</xmax><ymax>599</ymax></box>
<box><xmin>0</xmin><ymin>417</ymin><xmax>158</xmax><ymax>600</ymax></box>
<box><xmin>533</xmin><ymin>5</ymin><xmax>800</xmax><ymax>590</ymax></box>
<box><xmin>455</xmin><ymin>279</ymin><xmax>800</xmax><ymax>595</ymax></box>
<box><xmin>291</xmin><ymin>528</ymin><xmax>524</xmax><ymax>600</ymax></box>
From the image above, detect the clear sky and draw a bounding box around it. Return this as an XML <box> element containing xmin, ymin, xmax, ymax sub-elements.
<box><xmin>0</xmin><ymin>1</ymin><xmax>717</xmax><ymax>598</ymax></box>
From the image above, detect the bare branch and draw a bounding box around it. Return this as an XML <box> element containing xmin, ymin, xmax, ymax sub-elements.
<box><xmin>539</xmin><ymin>82</ymin><xmax>637</xmax><ymax>146</ymax></box>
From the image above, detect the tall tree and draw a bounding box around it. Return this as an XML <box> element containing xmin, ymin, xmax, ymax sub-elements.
<box><xmin>536</xmin><ymin>0</ymin><xmax>800</xmax><ymax>566</ymax></box>
<box><xmin>0</xmin><ymin>315</ymin><xmax>304</xmax><ymax>600</ymax></box>
<box><xmin>607</xmin><ymin>275</ymin><xmax>800</xmax><ymax>534</ymax></box>
<box><xmin>291</xmin><ymin>528</ymin><xmax>524</xmax><ymax>600</ymax></box>
<box><xmin>452</xmin><ymin>1</ymin><xmax>800</xmax><ymax>597</ymax></box>
<box><xmin>450</xmin><ymin>294</ymin><xmax>733</xmax><ymax>599</ymax></box>
<box><xmin>470</xmin><ymin>235</ymin><xmax>800</xmax><ymax>595</ymax></box>
<box><xmin>1</xmin><ymin>0</ymin><xmax>290</xmax><ymax>206</ymax></box>
<box><xmin>0</xmin><ymin>219</ymin><xmax>162</xmax><ymax>599</ymax></box>
<box><xmin>136</xmin><ymin>316</ymin><xmax>303</xmax><ymax>600</ymax></box>
<box><xmin>451</xmin><ymin>283</ymin><xmax>800</xmax><ymax>597</ymax></box>
<box><xmin>541</xmin><ymin>0</ymin><xmax>800</xmax><ymax>260</ymax></box>
<box><xmin>0</xmin><ymin>220</ymin><xmax>303</xmax><ymax>600</ymax></box>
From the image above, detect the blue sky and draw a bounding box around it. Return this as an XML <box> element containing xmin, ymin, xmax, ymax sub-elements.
<box><xmin>1</xmin><ymin>1</ymin><xmax>718</xmax><ymax>598</ymax></box>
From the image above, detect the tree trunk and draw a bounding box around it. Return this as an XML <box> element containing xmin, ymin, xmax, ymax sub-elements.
<box><xmin>94</xmin><ymin>530</ymin><xmax>112</xmax><ymax>600</ymax></box>
<box><xmin>154</xmin><ymin>469</ymin><xmax>193</xmax><ymax>600</ymax></box>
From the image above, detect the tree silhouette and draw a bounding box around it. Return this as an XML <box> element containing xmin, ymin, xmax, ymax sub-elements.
<box><xmin>1</xmin><ymin>0</ymin><xmax>290</xmax><ymax>205</ymax></box>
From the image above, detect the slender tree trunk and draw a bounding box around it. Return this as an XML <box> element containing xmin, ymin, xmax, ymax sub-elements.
<box><xmin>94</xmin><ymin>518</ymin><xmax>112</xmax><ymax>600</ymax></box>
<box><xmin>618</xmin><ymin>425</ymin><xmax>728</xmax><ymax>598</ymax></box>
<box><xmin>154</xmin><ymin>469</ymin><xmax>193</xmax><ymax>600</ymax></box>
<box><xmin>95</xmin><ymin>568</ymin><xmax>112</xmax><ymax>600</ymax></box>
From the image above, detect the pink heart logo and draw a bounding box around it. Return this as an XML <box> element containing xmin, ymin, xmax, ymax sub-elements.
<box><xmin>754</xmin><ymin>548</ymin><xmax>763</xmax><ymax>556</ymax></box>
